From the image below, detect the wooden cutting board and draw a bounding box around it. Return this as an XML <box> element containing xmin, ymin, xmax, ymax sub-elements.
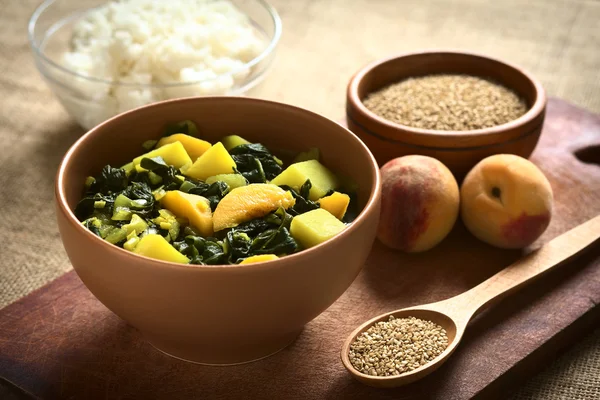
<box><xmin>0</xmin><ymin>98</ymin><xmax>599</xmax><ymax>400</ymax></box>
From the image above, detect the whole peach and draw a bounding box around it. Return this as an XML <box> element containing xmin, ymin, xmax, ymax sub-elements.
<box><xmin>377</xmin><ymin>155</ymin><xmax>460</xmax><ymax>252</ymax></box>
<box><xmin>461</xmin><ymin>154</ymin><xmax>553</xmax><ymax>249</ymax></box>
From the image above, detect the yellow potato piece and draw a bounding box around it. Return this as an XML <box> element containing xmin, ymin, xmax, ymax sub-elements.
<box><xmin>184</xmin><ymin>142</ymin><xmax>237</xmax><ymax>181</ymax></box>
<box><xmin>132</xmin><ymin>141</ymin><xmax>192</xmax><ymax>169</ymax></box>
<box><xmin>318</xmin><ymin>192</ymin><xmax>350</xmax><ymax>220</ymax></box>
<box><xmin>239</xmin><ymin>254</ymin><xmax>279</xmax><ymax>264</ymax></box>
<box><xmin>133</xmin><ymin>234</ymin><xmax>189</xmax><ymax>264</ymax></box>
<box><xmin>213</xmin><ymin>184</ymin><xmax>296</xmax><ymax>231</ymax></box>
<box><xmin>290</xmin><ymin>208</ymin><xmax>346</xmax><ymax>249</ymax></box>
<box><xmin>157</xmin><ymin>134</ymin><xmax>212</xmax><ymax>161</ymax></box>
<box><xmin>160</xmin><ymin>190</ymin><xmax>214</xmax><ymax>237</ymax></box>
<box><xmin>270</xmin><ymin>159</ymin><xmax>340</xmax><ymax>201</ymax></box>
<box><xmin>221</xmin><ymin>135</ymin><xmax>251</xmax><ymax>151</ymax></box>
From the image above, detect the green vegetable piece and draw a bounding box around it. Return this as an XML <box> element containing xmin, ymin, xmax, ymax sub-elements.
<box><xmin>152</xmin><ymin>209</ymin><xmax>181</xmax><ymax>241</ymax></box>
<box><xmin>293</xmin><ymin>148</ymin><xmax>320</xmax><ymax>163</ymax></box>
<box><xmin>153</xmin><ymin>188</ymin><xmax>166</xmax><ymax>201</ymax></box>
<box><xmin>179</xmin><ymin>180</ymin><xmax>197</xmax><ymax>193</ymax></box>
<box><xmin>104</xmin><ymin>227</ymin><xmax>128</xmax><ymax>244</ymax></box>
<box><xmin>148</xmin><ymin>171</ymin><xmax>163</xmax><ymax>186</ymax></box>
<box><xmin>205</xmin><ymin>174</ymin><xmax>247</xmax><ymax>191</ymax></box>
<box><xmin>112</xmin><ymin>193</ymin><xmax>151</xmax><ymax>221</ymax></box>
<box><xmin>142</xmin><ymin>139</ymin><xmax>158</xmax><ymax>151</ymax></box>
<box><xmin>121</xmin><ymin>162</ymin><xmax>135</xmax><ymax>175</ymax></box>
<box><xmin>221</xmin><ymin>135</ymin><xmax>251</xmax><ymax>151</ymax></box>
<box><xmin>93</xmin><ymin>200</ymin><xmax>106</xmax><ymax>209</ymax></box>
<box><xmin>124</xmin><ymin>236</ymin><xmax>140</xmax><ymax>251</ymax></box>
<box><xmin>270</xmin><ymin>160</ymin><xmax>340</xmax><ymax>201</ymax></box>
<box><xmin>139</xmin><ymin>157</ymin><xmax>185</xmax><ymax>191</ymax></box>
<box><xmin>82</xmin><ymin>217</ymin><xmax>102</xmax><ymax>237</ymax></box>
<box><xmin>112</xmin><ymin>210</ymin><xmax>132</xmax><ymax>221</ymax></box>
<box><xmin>278</xmin><ymin>180</ymin><xmax>320</xmax><ymax>215</ymax></box>
<box><xmin>123</xmin><ymin>214</ymin><xmax>148</xmax><ymax>235</ymax></box>
<box><xmin>133</xmin><ymin>234</ymin><xmax>189</xmax><ymax>263</ymax></box>
<box><xmin>91</xmin><ymin>165</ymin><xmax>129</xmax><ymax>194</ymax></box>
<box><xmin>85</xmin><ymin>176</ymin><xmax>96</xmax><ymax>188</ymax></box>
<box><xmin>290</xmin><ymin>208</ymin><xmax>346</xmax><ymax>248</ymax></box>
<box><xmin>229</xmin><ymin>143</ymin><xmax>283</xmax><ymax>183</ymax></box>
<box><xmin>114</xmin><ymin>193</ymin><xmax>131</xmax><ymax>209</ymax></box>
<box><xmin>162</xmin><ymin>120</ymin><xmax>199</xmax><ymax>138</ymax></box>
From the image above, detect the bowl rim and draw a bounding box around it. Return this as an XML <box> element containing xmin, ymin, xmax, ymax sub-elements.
<box><xmin>28</xmin><ymin>0</ymin><xmax>283</xmax><ymax>88</ymax></box>
<box><xmin>55</xmin><ymin>96</ymin><xmax>382</xmax><ymax>271</ymax></box>
<box><xmin>347</xmin><ymin>49</ymin><xmax>547</xmax><ymax>140</ymax></box>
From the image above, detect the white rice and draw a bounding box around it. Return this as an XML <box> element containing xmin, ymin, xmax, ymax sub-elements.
<box><xmin>60</xmin><ymin>0</ymin><xmax>267</xmax><ymax>128</ymax></box>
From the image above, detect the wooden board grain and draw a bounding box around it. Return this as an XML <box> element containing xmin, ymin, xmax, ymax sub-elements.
<box><xmin>0</xmin><ymin>98</ymin><xmax>599</xmax><ymax>400</ymax></box>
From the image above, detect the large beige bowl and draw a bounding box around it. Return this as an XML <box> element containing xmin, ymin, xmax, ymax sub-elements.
<box><xmin>55</xmin><ymin>97</ymin><xmax>381</xmax><ymax>365</ymax></box>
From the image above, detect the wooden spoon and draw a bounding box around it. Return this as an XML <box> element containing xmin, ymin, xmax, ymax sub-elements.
<box><xmin>341</xmin><ymin>215</ymin><xmax>600</xmax><ymax>388</ymax></box>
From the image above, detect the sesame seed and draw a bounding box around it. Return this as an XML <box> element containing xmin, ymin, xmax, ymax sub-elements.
<box><xmin>348</xmin><ymin>316</ymin><xmax>449</xmax><ymax>377</ymax></box>
<box><xmin>362</xmin><ymin>74</ymin><xmax>528</xmax><ymax>131</ymax></box>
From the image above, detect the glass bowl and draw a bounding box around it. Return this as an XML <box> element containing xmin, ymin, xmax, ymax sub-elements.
<box><xmin>28</xmin><ymin>0</ymin><xmax>282</xmax><ymax>129</ymax></box>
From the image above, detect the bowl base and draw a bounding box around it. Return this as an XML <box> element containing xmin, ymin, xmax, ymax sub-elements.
<box><xmin>143</xmin><ymin>328</ymin><xmax>303</xmax><ymax>365</ymax></box>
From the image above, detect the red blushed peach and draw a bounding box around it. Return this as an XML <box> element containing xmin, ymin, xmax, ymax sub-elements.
<box><xmin>377</xmin><ymin>155</ymin><xmax>460</xmax><ymax>252</ymax></box>
<box><xmin>460</xmin><ymin>154</ymin><xmax>553</xmax><ymax>249</ymax></box>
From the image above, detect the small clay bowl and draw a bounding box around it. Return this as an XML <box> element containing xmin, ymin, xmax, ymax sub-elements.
<box><xmin>346</xmin><ymin>50</ymin><xmax>547</xmax><ymax>177</ymax></box>
<box><xmin>55</xmin><ymin>97</ymin><xmax>381</xmax><ymax>365</ymax></box>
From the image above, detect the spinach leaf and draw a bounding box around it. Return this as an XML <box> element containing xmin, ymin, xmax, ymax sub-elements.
<box><xmin>162</xmin><ymin>120</ymin><xmax>199</xmax><ymax>138</ymax></box>
<box><xmin>90</xmin><ymin>165</ymin><xmax>128</xmax><ymax>195</ymax></box>
<box><xmin>278</xmin><ymin>180</ymin><xmax>320</xmax><ymax>216</ymax></box>
<box><xmin>120</xmin><ymin>181</ymin><xmax>156</xmax><ymax>218</ymax></box>
<box><xmin>138</xmin><ymin>157</ymin><xmax>185</xmax><ymax>190</ymax></box>
<box><xmin>232</xmin><ymin>218</ymin><xmax>275</xmax><ymax>236</ymax></box>
<box><xmin>342</xmin><ymin>191</ymin><xmax>359</xmax><ymax>224</ymax></box>
<box><xmin>226</xmin><ymin>231</ymin><xmax>252</xmax><ymax>263</ymax></box>
<box><xmin>232</xmin><ymin>155</ymin><xmax>266</xmax><ymax>183</ymax></box>
<box><xmin>188</xmin><ymin>181</ymin><xmax>230</xmax><ymax>210</ymax></box>
<box><xmin>230</xmin><ymin>143</ymin><xmax>283</xmax><ymax>183</ymax></box>
<box><xmin>75</xmin><ymin>193</ymin><xmax>116</xmax><ymax>220</ymax></box>
<box><xmin>173</xmin><ymin>235</ymin><xmax>228</xmax><ymax>265</ymax></box>
<box><xmin>228</xmin><ymin>206</ymin><xmax>299</xmax><ymax>261</ymax></box>
<box><xmin>82</xmin><ymin>217</ymin><xmax>102</xmax><ymax>237</ymax></box>
<box><xmin>250</xmin><ymin>226</ymin><xmax>298</xmax><ymax>255</ymax></box>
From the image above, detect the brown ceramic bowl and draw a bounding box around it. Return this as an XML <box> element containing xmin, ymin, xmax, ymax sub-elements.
<box><xmin>346</xmin><ymin>50</ymin><xmax>547</xmax><ymax>177</ymax></box>
<box><xmin>55</xmin><ymin>97</ymin><xmax>381</xmax><ymax>365</ymax></box>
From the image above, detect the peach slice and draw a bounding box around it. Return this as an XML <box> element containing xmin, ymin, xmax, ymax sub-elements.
<box><xmin>318</xmin><ymin>191</ymin><xmax>350</xmax><ymax>220</ymax></box>
<box><xmin>239</xmin><ymin>254</ymin><xmax>279</xmax><ymax>264</ymax></box>
<box><xmin>213</xmin><ymin>184</ymin><xmax>295</xmax><ymax>232</ymax></box>
<box><xmin>160</xmin><ymin>191</ymin><xmax>213</xmax><ymax>237</ymax></box>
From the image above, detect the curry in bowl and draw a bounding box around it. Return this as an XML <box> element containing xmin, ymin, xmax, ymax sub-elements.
<box><xmin>76</xmin><ymin>120</ymin><xmax>357</xmax><ymax>265</ymax></box>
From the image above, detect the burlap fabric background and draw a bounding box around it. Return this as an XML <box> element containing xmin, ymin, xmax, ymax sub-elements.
<box><xmin>1</xmin><ymin>0</ymin><xmax>599</xmax><ymax>398</ymax></box>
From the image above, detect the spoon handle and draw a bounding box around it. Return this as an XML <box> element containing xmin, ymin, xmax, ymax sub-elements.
<box><xmin>437</xmin><ymin>215</ymin><xmax>600</xmax><ymax>322</ymax></box>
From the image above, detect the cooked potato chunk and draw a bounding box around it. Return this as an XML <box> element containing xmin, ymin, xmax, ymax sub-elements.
<box><xmin>213</xmin><ymin>184</ymin><xmax>295</xmax><ymax>231</ymax></box>
<box><xmin>290</xmin><ymin>208</ymin><xmax>346</xmax><ymax>248</ymax></box>
<box><xmin>157</xmin><ymin>134</ymin><xmax>211</xmax><ymax>161</ymax></box>
<box><xmin>160</xmin><ymin>191</ymin><xmax>213</xmax><ymax>237</ymax></box>
<box><xmin>270</xmin><ymin>160</ymin><xmax>340</xmax><ymax>201</ymax></box>
<box><xmin>132</xmin><ymin>141</ymin><xmax>192</xmax><ymax>170</ymax></box>
<box><xmin>318</xmin><ymin>192</ymin><xmax>350</xmax><ymax>220</ymax></box>
<box><xmin>133</xmin><ymin>234</ymin><xmax>189</xmax><ymax>263</ymax></box>
<box><xmin>183</xmin><ymin>142</ymin><xmax>237</xmax><ymax>181</ymax></box>
<box><xmin>239</xmin><ymin>254</ymin><xmax>279</xmax><ymax>264</ymax></box>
